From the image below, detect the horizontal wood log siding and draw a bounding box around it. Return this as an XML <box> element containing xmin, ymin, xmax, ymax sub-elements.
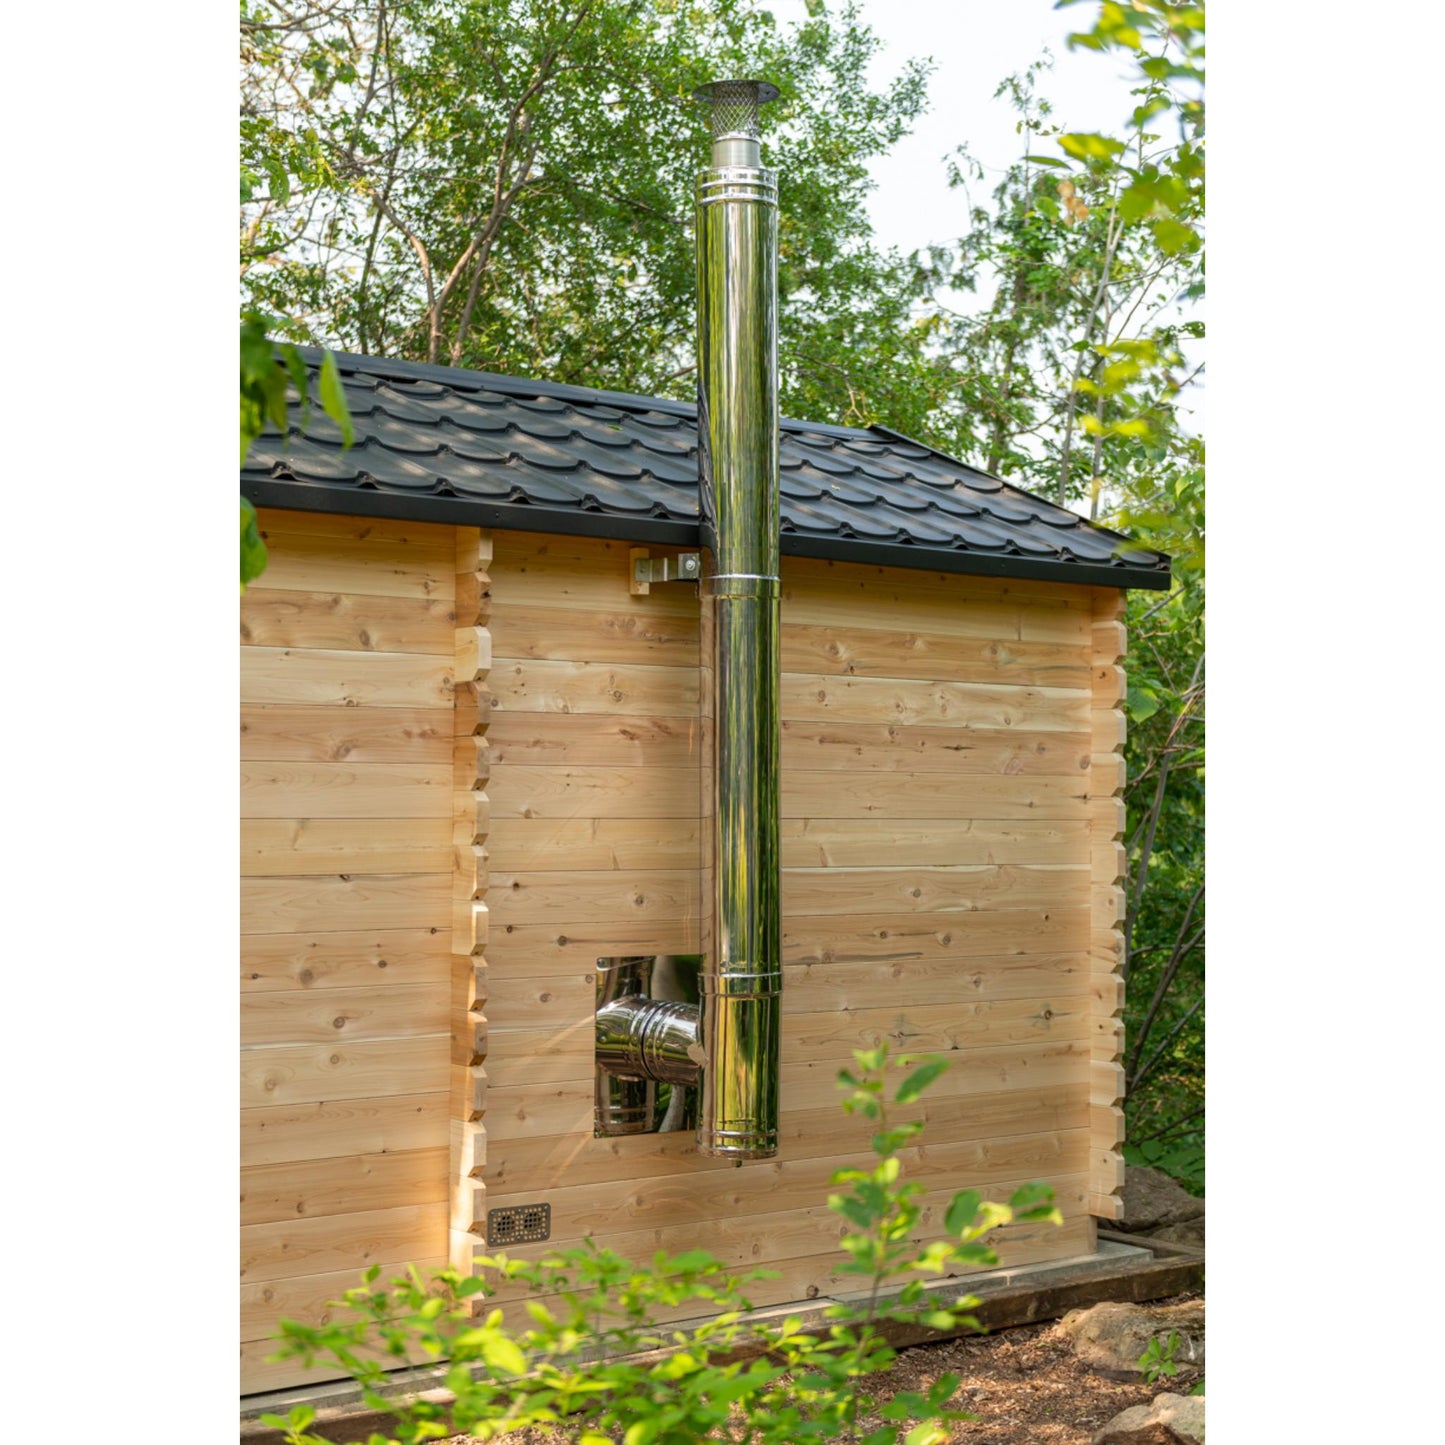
<box><xmin>477</xmin><ymin>531</ymin><xmax>1105</xmax><ymax>1318</ymax></box>
<box><xmin>239</xmin><ymin>510</ymin><xmax>459</xmax><ymax>1395</ymax></box>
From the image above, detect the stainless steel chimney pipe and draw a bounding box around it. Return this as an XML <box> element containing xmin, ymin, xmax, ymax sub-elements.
<box><xmin>694</xmin><ymin>79</ymin><xmax>782</xmax><ymax>1158</ymax></box>
<box><xmin>590</xmin><ymin>80</ymin><xmax>782</xmax><ymax>1157</ymax></box>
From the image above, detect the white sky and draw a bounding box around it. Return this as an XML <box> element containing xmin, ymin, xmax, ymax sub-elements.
<box><xmin>770</xmin><ymin>0</ymin><xmax>1205</xmax><ymax>436</ymax></box>
<box><xmin>770</xmin><ymin>0</ymin><xmax>1138</xmax><ymax>254</ymax></box>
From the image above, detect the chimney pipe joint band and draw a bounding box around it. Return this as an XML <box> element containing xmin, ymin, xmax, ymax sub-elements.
<box><xmin>700</xmin><ymin>969</ymin><xmax>784</xmax><ymax>998</ymax></box>
<box><xmin>697</xmin><ymin>170</ymin><xmax>778</xmax><ymax>208</ymax></box>
<box><xmin>701</xmin><ymin>573</ymin><xmax>779</xmax><ymax>600</ymax></box>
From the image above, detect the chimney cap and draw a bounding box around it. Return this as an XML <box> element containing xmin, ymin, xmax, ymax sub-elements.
<box><xmin>694</xmin><ymin>80</ymin><xmax>779</xmax><ymax>159</ymax></box>
<box><xmin>693</xmin><ymin>79</ymin><xmax>780</xmax><ymax>106</ymax></box>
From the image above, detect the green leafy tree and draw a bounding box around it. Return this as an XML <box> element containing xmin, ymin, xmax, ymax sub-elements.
<box><xmin>915</xmin><ymin>12</ymin><xmax>1203</xmax><ymax>511</ymax></box>
<box><xmin>900</xmin><ymin>3</ymin><xmax>1205</xmax><ymax>1175</ymax></box>
<box><xmin>240</xmin><ymin>0</ymin><xmax>940</xmax><ymax>424</ymax></box>
<box><xmin>1060</xmin><ymin>1</ymin><xmax>1204</xmax><ymax>1181</ymax></box>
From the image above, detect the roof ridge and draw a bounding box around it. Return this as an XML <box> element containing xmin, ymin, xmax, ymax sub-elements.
<box><xmin>286</xmin><ymin>344</ymin><xmax>893</xmax><ymax>440</ymax></box>
<box><xmin>288</xmin><ymin>344</ymin><xmax>700</xmax><ymax>419</ymax></box>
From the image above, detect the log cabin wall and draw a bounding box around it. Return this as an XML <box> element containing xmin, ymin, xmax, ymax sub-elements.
<box><xmin>240</xmin><ymin>509</ymin><xmax>461</xmax><ymax>1393</ymax></box>
<box><xmin>238</xmin><ymin>515</ymin><xmax>1131</xmax><ymax>1393</ymax></box>
<box><xmin>479</xmin><ymin>528</ymin><xmax>1114</xmax><ymax>1320</ymax></box>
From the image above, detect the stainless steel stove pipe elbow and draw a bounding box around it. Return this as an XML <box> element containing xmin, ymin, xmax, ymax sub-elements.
<box><xmin>594</xmin><ymin>955</ymin><xmax>703</xmax><ymax>1135</ymax></box>
<box><xmin>694</xmin><ymin>79</ymin><xmax>782</xmax><ymax>1159</ymax></box>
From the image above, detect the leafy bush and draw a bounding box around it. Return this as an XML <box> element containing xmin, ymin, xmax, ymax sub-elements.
<box><xmin>265</xmin><ymin>1045</ymin><xmax>1061</xmax><ymax>1444</ymax></box>
<box><xmin>1136</xmin><ymin>1329</ymin><xmax>1181</xmax><ymax>1384</ymax></box>
<box><xmin>1137</xmin><ymin>1329</ymin><xmax>1204</xmax><ymax>1397</ymax></box>
<box><xmin>1122</xmin><ymin>1136</ymin><xmax>1204</xmax><ymax>1197</ymax></box>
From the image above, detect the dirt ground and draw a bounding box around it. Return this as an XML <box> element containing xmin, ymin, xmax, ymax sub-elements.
<box><xmin>867</xmin><ymin>1303</ymin><xmax>1203</xmax><ymax>1443</ymax></box>
<box><xmin>447</xmin><ymin>1293</ymin><xmax>1204</xmax><ymax>1445</ymax></box>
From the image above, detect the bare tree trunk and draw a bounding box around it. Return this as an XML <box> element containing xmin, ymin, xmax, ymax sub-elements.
<box><xmin>1056</xmin><ymin>200</ymin><xmax>1122</xmax><ymax>508</ymax></box>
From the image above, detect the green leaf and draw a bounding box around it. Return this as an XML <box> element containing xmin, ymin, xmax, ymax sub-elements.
<box><xmin>873</xmin><ymin>1122</ymin><xmax>923</xmax><ymax>1155</ymax></box>
<box><xmin>1127</xmin><ymin>682</ymin><xmax>1160</xmax><ymax>722</ymax></box>
<box><xmin>894</xmin><ymin>1058</ymin><xmax>947</xmax><ymax>1104</ymax></box>
<box><xmin>928</xmin><ymin>1372</ymin><xmax>961</xmax><ymax>1406</ymax></box>
<box><xmin>831</xmin><ymin>1196</ymin><xmax>874</xmax><ymax>1229</ymax></box>
<box><xmin>944</xmin><ymin>1190</ymin><xmax>981</xmax><ymax>1236</ymax></box>
<box><xmin>280</xmin><ymin>344</ymin><xmax>310</xmax><ymax>412</ymax></box>
<box><xmin>904</xmin><ymin>1423</ymin><xmax>949</xmax><ymax>1445</ymax></box>
<box><xmin>482</xmin><ymin>1333</ymin><xmax>527</xmax><ymax>1375</ymax></box>
<box><xmin>265</xmin><ymin>157</ymin><xmax>291</xmax><ymax>206</ymax></box>
<box><xmin>1151</xmin><ymin>217</ymin><xmax>1196</xmax><ymax>256</ymax></box>
<box><xmin>1058</xmin><ymin>131</ymin><xmax>1127</xmax><ymax>162</ymax></box>
<box><xmin>241</xmin><ymin>498</ymin><xmax>268</xmax><ymax>592</ymax></box>
<box><xmin>239</xmin><ymin>315</ymin><xmax>274</xmax><ymax>384</ymax></box>
<box><xmin>1007</xmin><ymin>1182</ymin><xmax>1055</xmax><ymax>1212</ymax></box>
<box><xmin>853</xmin><ymin>1044</ymin><xmax>889</xmax><ymax>1073</ymax></box>
<box><xmin>318</xmin><ymin>349</ymin><xmax>355</xmax><ymax>448</ymax></box>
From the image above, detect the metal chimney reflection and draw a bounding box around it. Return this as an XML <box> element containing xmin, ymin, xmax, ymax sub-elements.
<box><xmin>591</xmin><ymin>79</ymin><xmax>782</xmax><ymax>1160</ymax></box>
<box><xmin>694</xmin><ymin>79</ymin><xmax>782</xmax><ymax>1158</ymax></box>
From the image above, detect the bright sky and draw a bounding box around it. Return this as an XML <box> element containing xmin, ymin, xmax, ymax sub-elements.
<box><xmin>770</xmin><ymin>0</ymin><xmax>1137</xmax><ymax>255</ymax></box>
<box><xmin>770</xmin><ymin>0</ymin><xmax>1205</xmax><ymax>436</ymax></box>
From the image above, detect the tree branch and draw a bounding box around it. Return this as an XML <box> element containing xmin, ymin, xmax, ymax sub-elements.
<box><xmin>1126</xmin><ymin>882</ymin><xmax>1205</xmax><ymax>1082</ymax></box>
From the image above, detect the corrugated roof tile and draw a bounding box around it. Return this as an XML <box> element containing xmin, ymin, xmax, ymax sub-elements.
<box><xmin>242</xmin><ymin>349</ymin><xmax>1170</xmax><ymax>589</ymax></box>
<box><xmin>440</xmin><ymin>429</ymin><xmax>510</xmax><ymax>466</ymax></box>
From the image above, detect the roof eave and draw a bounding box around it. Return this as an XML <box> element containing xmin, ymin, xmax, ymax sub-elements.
<box><xmin>242</xmin><ymin>475</ymin><xmax>1173</xmax><ymax>591</ymax></box>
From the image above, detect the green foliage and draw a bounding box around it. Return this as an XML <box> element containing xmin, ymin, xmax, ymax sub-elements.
<box><xmin>240</xmin><ymin>0</ymin><xmax>936</xmax><ymax>427</ymax></box>
<box><xmin>903</xmin><ymin>11</ymin><xmax>1207</xmax><ymax>1183</ymax></box>
<box><xmin>264</xmin><ymin>1045</ymin><xmax>1059</xmax><ymax>1444</ymax></box>
<box><xmin>1058</xmin><ymin>0</ymin><xmax>1204</xmax><ymax>255</ymax></box>
<box><xmin>1122</xmin><ymin>1138</ymin><xmax>1203</xmax><ymax>1196</ymax></box>
<box><xmin>1136</xmin><ymin>1328</ymin><xmax>1180</xmax><ymax>1384</ymax></box>
<box><xmin>911</xmin><ymin>33</ymin><xmax>1202</xmax><ymax>522</ymax></box>
<box><xmin>238</xmin><ymin>314</ymin><xmax>354</xmax><ymax>590</ymax></box>
<box><xmin>1136</xmin><ymin>1327</ymin><xmax>1204</xmax><ymax>1396</ymax></box>
<box><xmin>240</xmin><ymin>497</ymin><xmax>269</xmax><ymax>591</ymax></box>
<box><xmin>919</xmin><ymin>1</ymin><xmax>1207</xmax><ymax>1179</ymax></box>
<box><xmin>1114</xmin><ymin>434</ymin><xmax>1204</xmax><ymax>1174</ymax></box>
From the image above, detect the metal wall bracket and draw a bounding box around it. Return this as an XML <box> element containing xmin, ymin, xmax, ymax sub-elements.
<box><xmin>630</xmin><ymin>548</ymin><xmax>701</xmax><ymax>594</ymax></box>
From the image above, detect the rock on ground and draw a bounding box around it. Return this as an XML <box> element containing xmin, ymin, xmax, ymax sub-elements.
<box><xmin>1119</xmin><ymin>1166</ymin><xmax>1205</xmax><ymax>1234</ymax></box>
<box><xmin>1148</xmin><ymin>1218</ymin><xmax>1204</xmax><ymax>1249</ymax></box>
<box><xmin>1092</xmin><ymin>1390</ymin><xmax>1205</xmax><ymax>1444</ymax></box>
<box><xmin>1053</xmin><ymin>1300</ymin><xmax>1204</xmax><ymax>1379</ymax></box>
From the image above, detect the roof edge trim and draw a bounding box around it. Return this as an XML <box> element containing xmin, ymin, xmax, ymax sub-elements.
<box><xmin>241</xmin><ymin>477</ymin><xmax>1171</xmax><ymax>589</ymax></box>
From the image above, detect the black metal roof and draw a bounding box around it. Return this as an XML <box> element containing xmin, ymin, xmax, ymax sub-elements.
<box><xmin>242</xmin><ymin>347</ymin><xmax>1171</xmax><ymax>590</ymax></box>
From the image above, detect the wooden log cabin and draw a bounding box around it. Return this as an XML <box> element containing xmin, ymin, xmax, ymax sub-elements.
<box><xmin>239</xmin><ymin>346</ymin><xmax>1170</xmax><ymax>1396</ymax></box>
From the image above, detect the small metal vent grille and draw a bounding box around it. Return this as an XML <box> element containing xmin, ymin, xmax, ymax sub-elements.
<box><xmin>487</xmin><ymin>1202</ymin><xmax>551</xmax><ymax>1245</ymax></box>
